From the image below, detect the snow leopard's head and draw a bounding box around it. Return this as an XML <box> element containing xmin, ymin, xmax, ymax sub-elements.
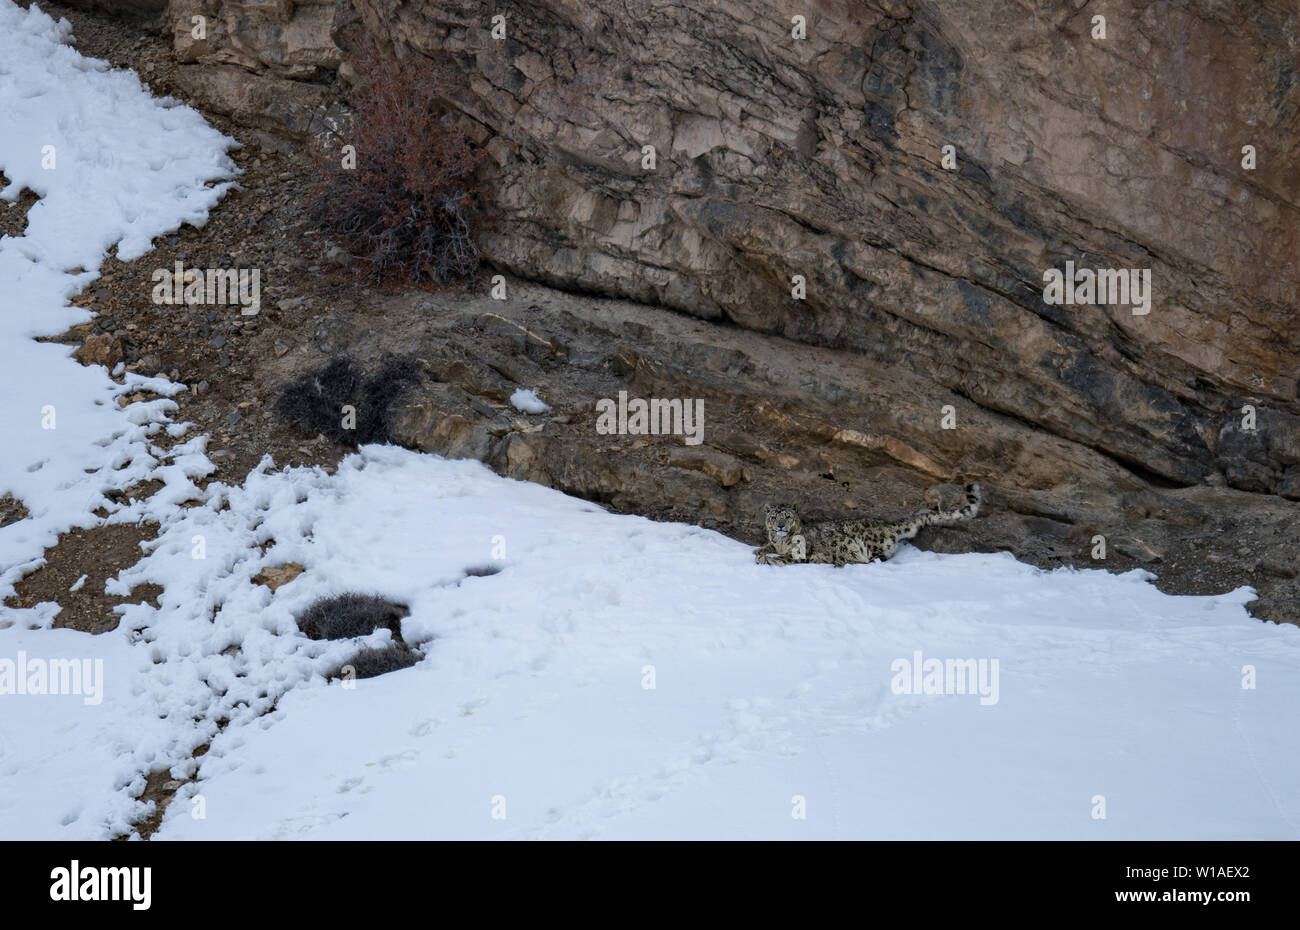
<box><xmin>764</xmin><ymin>504</ymin><xmax>801</xmax><ymax>542</ymax></box>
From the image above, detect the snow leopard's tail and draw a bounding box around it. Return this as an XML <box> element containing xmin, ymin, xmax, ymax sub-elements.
<box><xmin>920</xmin><ymin>483</ymin><xmax>982</xmax><ymax>527</ymax></box>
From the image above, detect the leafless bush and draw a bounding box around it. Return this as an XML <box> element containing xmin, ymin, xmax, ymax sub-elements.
<box><xmin>310</xmin><ymin>41</ymin><xmax>486</xmax><ymax>286</ymax></box>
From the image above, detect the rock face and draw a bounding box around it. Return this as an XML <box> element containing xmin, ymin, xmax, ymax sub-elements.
<box><xmin>169</xmin><ymin>0</ymin><xmax>340</xmax><ymax>78</ymax></box>
<box><xmin>122</xmin><ymin>0</ymin><xmax>1298</xmax><ymax>490</ymax></box>
<box><xmin>54</xmin><ymin>0</ymin><xmax>348</xmax><ymax>135</ymax></box>
<box><xmin>305</xmin><ymin>278</ymin><xmax>1300</xmax><ymax>625</ymax></box>
<box><xmin>168</xmin><ymin>0</ymin><xmax>346</xmax><ymax>135</ymax></box>
<box><xmin>347</xmin><ymin>0</ymin><xmax>1299</xmax><ymax>498</ymax></box>
<box><xmin>46</xmin><ymin>0</ymin><xmax>1300</xmax><ymax>620</ymax></box>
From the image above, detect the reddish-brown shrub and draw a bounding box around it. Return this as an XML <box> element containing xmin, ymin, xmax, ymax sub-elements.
<box><xmin>310</xmin><ymin>41</ymin><xmax>486</xmax><ymax>286</ymax></box>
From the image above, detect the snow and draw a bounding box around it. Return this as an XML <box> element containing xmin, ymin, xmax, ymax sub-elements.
<box><xmin>139</xmin><ymin>449</ymin><xmax>1300</xmax><ymax>840</ymax></box>
<box><xmin>509</xmin><ymin>387</ymin><xmax>551</xmax><ymax>415</ymax></box>
<box><xmin>8</xmin><ymin>444</ymin><xmax>1299</xmax><ymax>840</ymax></box>
<box><xmin>0</xmin><ymin>0</ymin><xmax>236</xmax><ymax>620</ymax></box>
<box><xmin>2</xmin><ymin>0</ymin><xmax>1300</xmax><ymax>841</ymax></box>
<box><xmin>0</xmin><ymin>0</ymin><xmax>235</xmax><ymax>836</ymax></box>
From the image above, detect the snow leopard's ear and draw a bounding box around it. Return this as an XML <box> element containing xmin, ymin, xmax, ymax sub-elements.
<box><xmin>763</xmin><ymin>503</ymin><xmax>778</xmax><ymax>517</ymax></box>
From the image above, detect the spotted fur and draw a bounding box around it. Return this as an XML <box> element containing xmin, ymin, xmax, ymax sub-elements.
<box><xmin>755</xmin><ymin>484</ymin><xmax>982</xmax><ymax>566</ymax></box>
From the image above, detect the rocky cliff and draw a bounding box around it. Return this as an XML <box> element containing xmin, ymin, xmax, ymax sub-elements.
<box><xmin>355</xmin><ymin>0</ymin><xmax>1300</xmax><ymax>489</ymax></box>
<box><xmin>42</xmin><ymin>0</ymin><xmax>1300</xmax><ymax>621</ymax></box>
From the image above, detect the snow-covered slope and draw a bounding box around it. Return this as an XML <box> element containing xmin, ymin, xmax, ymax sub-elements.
<box><xmin>0</xmin><ymin>0</ymin><xmax>234</xmax><ymax>837</ymax></box>
<box><xmin>0</xmin><ymin>0</ymin><xmax>235</xmax><ymax>607</ymax></box>
<box><xmin>139</xmin><ymin>449</ymin><xmax>1298</xmax><ymax>841</ymax></box>
<box><xmin>6</xmin><ymin>443</ymin><xmax>1300</xmax><ymax>840</ymax></box>
<box><xmin>1</xmin><ymin>1</ymin><xmax>1297</xmax><ymax>841</ymax></box>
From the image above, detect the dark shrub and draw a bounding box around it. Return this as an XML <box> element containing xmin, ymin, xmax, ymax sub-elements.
<box><xmin>337</xmin><ymin>644</ymin><xmax>420</xmax><ymax>680</ymax></box>
<box><xmin>273</xmin><ymin>354</ymin><xmax>422</xmax><ymax>446</ymax></box>
<box><xmin>310</xmin><ymin>39</ymin><xmax>486</xmax><ymax>286</ymax></box>
<box><xmin>296</xmin><ymin>593</ymin><xmax>409</xmax><ymax>641</ymax></box>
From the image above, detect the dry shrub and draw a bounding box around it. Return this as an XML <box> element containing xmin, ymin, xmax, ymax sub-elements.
<box><xmin>273</xmin><ymin>355</ymin><xmax>423</xmax><ymax>447</ymax></box>
<box><xmin>311</xmin><ymin>41</ymin><xmax>486</xmax><ymax>286</ymax></box>
<box><xmin>296</xmin><ymin>592</ymin><xmax>409</xmax><ymax>641</ymax></box>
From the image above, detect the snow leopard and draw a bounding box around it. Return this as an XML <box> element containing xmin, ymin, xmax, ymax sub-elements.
<box><xmin>754</xmin><ymin>484</ymin><xmax>982</xmax><ymax>566</ymax></box>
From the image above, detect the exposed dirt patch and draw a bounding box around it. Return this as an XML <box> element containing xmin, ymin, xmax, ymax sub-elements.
<box><xmin>0</xmin><ymin>495</ymin><xmax>30</xmax><ymax>529</ymax></box>
<box><xmin>103</xmin><ymin>478</ymin><xmax>165</xmax><ymax>510</ymax></box>
<box><xmin>0</xmin><ymin>175</ymin><xmax>39</xmax><ymax>240</ymax></box>
<box><xmin>123</xmin><ymin>740</ymin><xmax>208</xmax><ymax>841</ymax></box>
<box><xmin>6</xmin><ymin>522</ymin><xmax>163</xmax><ymax>633</ymax></box>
